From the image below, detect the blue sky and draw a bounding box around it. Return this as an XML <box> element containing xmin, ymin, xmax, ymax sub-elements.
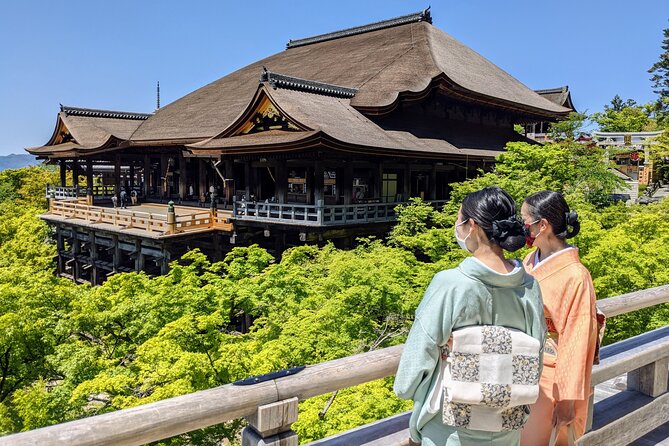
<box><xmin>0</xmin><ymin>0</ymin><xmax>667</xmax><ymax>156</ymax></box>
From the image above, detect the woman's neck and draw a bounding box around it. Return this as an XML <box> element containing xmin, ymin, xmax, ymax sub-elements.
<box><xmin>473</xmin><ymin>244</ymin><xmax>514</xmax><ymax>274</ymax></box>
<box><xmin>536</xmin><ymin>237</ymin><xmax>569</xmax><ymax>262</ymax></box>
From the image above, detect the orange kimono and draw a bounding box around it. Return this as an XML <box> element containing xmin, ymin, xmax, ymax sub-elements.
<box><xmin>520</xmin><ymin>248</ymin><xmax>598</xmax><ymax>446</ymax></box>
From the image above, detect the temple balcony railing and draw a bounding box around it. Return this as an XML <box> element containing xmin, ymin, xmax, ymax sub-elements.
<box><xmin>46</xmin><ymin>200</ymin><xmax>233</xmax><ymax>235</ymax></box>
<box><xmin>233</xmin><ymin>199</ymin><xmax>448</xmax><ymax>227</ymax></box>
<box><xmin>3</xmin><ymin>284</ymin><xmax>669</xmax><ymax>446</ymax></box>
<box><xmin>46</xmin><ymin>185</ymin><xmax>142</xmax><ymax>201</ymax></box>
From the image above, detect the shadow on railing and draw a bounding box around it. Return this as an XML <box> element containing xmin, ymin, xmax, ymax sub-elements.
<box><xmin>233</xmin><ymin>199</ymin><xmax>448</xmax><ymax>227</ymax></box>
<box><xmin>2</xmin><ymin>285</ymin><xmax>668</xmax><ymax>446</ymax></box>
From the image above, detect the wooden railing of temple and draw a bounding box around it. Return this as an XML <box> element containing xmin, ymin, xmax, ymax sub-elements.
<box><xmin>47</xmin><ymin>185</ymin><xmax>117</xmax><ymax>199</ymax></box>
<box><xmin>2</xmin><ymin>285</ymin><xmax>668</xmax><ymax>446</ymax></box>
<box><xmin>233</xmin><ymin>199</ymin><xmax>448</xmax><ymax>226</ymax></box>
<box><xmin>48</xmin><ymin>200</ymin><xmax>234</xmax><ymax>235</ymax></box>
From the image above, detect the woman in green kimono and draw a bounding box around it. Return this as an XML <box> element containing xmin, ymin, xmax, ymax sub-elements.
<box><xmin>394</xmin><ymin>187</ymin><xmax>545</xmax><ymax>446</ymax></box>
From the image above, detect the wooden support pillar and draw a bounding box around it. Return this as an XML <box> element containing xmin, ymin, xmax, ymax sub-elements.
<box><xmin>112</xmin><ymin>235</ymin><xmax>120</xmax><ymax>272</ymax></box>
<box><xmin>306</xmin><ymin>165</ymin><xmax>315</xmax><ymax>205</ymax></box>
<box><xmin>314</xmin><ymin>161</ymin><xmax>324</xmax><ymax>205</ymax></box>
<box><xmin>244</xmin><ymin>161</ymin><xmax>251</xmax><ymax>200</ymax></box>
<box><xmin>403</xmin><ymin>165</ymin><xmax>411</xmax><ymax>201</ymax></box>
<box><xmin>72</xmin><ymin>231</ymin><xmax>81</xmax><ymax>283</ymax></box>
<box><xmin>198</xmin><ymin>159</ymin><xmax>207</xmax><ymax>202</ymax></box>
<box><xmin>56</xmin><ymin>226</ymin><xmax>65</xmax><ymax>275</ymax></box>
<box><xmin>59</xmin><ymin>160</ymin><xmax>67</xmax><ymax>187</ymax></box>
<box><xmin>160</xmin><ymin>249</ymin><xmax>171</xmax><ymax>275</ymax></box>
<box><xmin>114</xmin><ymin>155</ymin><xmax>121</xmax><ymax>196</ymax></box>
<box><xmin>72</xmin><ymin>158</ymin><xmax>80</xmax><ymax>190</ymax></box>
<box><xmin>429</xmin><ymin>165</ymin><xmax>437</xmax><ymax>201</ymax></box>
<box><xmin>129</xmin><ymin>162</ymin><xmax>136</xmax><ymax>190</ymax></box>
<box><xmin>178</xmin><ymin>155</ymin><xmax>187</xmax><ymax>200</ymax></box>
<box><xmin>224</xmin><ymin>158</ymin><xmax>234</xmax><ymax>206</ymax></box>
<box><xmin>250</xmin><ymin>165</ymin><xmax>258</xmax><ymax>201</ymax></box>
<box><xmin>627</xmin><ymin>357</ymin><xmax>669</xmax><ymax>397</ymax></box>
<box><xmin>242</xmin><ymin>397</ymin><xmax>298</xmax><ymax>446</ymax></box>
<box><xmin>134</xmin><ymin>240</ymin><xmax>145</xmax><ymax>273</ymax></box>
<box><xmin>343</xmin><ymin>163</ymin><xmax>353</xmax><ymax>205</ymax></box>
<box><xmin>86</xmin><ymin>159</ymin><xmax>94</xmax><ymax>205</ymax></box>
<box><xmin>275</xmin><ymin>161</ymin><xmax>287</xmax><ymax>204</ymax></box>
<box><xmin>376</xmin><ymin>162</ymin><xmax>384</xmax><ymax>200</ymax></box>
<box><xmin>160</xmin><ymin>154</ymin><xmax>168</xmax><ymax>198</ymax></box>
<box><xmin>89</xmin><ymin>230</ymin><xmax>98</xmax><ymax>286</ymax></box>
<box><xmin>143</xmin><ymin>155</ymin><xmax>151</xmax><ymax>197</ymax></box>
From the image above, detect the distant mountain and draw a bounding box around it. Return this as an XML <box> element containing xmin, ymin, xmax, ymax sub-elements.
<box><xmin>0</xmin><ymin>154</ymin><xmax>40</xmax><ymax>171</ymax></box>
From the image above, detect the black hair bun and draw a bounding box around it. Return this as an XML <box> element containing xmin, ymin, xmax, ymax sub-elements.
<box><xmin>492</xmin><ymin>216</ymin><xmax>526</xmax><ymax>252</ymax></box>
<box><xmin>565</xmin><ymin>211</ymin><xmax>580</xmax><ymax>239</ymax></box>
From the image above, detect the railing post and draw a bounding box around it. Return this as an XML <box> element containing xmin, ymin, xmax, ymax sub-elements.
<box><xmin>242</xmin><ymin>397</ymin><xmax>298</xmax><ymax>446</ymax></box>
<box><xmin>166</xmin><ymin>201</ymin><xmax>176</xmax><ymax>234</ymax></box>
<box><xmin>316</xmin><ymin>200</ymin><xmax>323</xmax><ymax>225</ymax></box>
<box><xmin>627</xmin><ymin>357</ymin><xmax>669</xmax><ymax>397</ymax></box>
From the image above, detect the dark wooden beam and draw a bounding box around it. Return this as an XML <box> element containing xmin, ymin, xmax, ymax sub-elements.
<box><xmin>143</xmin><ymin>155</ymin><xmax>150</xmax><ymax>197</ymax></box>
<box><xmin>60</xmin><ymin>160</ymin><xmax>67</xmax><ymax>187</ymax></box>
<box><xmin>72</xmin><ymin>159</ymin><xmax>80</xmax><ymax>189</ymax></box>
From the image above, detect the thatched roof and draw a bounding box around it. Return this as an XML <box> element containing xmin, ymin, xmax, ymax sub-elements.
<box><xmin>27</xmin><ymin>106</ymin><xmax>151</xmax><ymax>157</ymax></box>
<box><xmin>131</xmin><ymin>12</ymin><xmax>570</xmax><ymax>142</ymax></box>
<box><xmin>535</xmin><ymin>86</ymin><xmax>575</xmax><ymax>112</ymax></box>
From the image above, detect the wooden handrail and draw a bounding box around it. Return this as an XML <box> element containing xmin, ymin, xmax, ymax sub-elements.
<box><xmin>2</xmin><ymin>285</ymin><xmax>669</xmax><ymax>446</ymax></box>
<box><xmin>596</xmin><ymin>284</ymin><xmax>669</xmax><ymax>317</ymax></box>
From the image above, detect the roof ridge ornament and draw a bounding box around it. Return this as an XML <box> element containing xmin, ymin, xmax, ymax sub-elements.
<box><xmin>286</xmin><ymin>7</ymin><xmax>432</xmax><ymax>49</ymax></box>
<box><xmin>260</xmin><ymin>67</ymin><xmax>358</xmax><ymax>98</ymax></box>
<box><xmin>59</xmin><ymin>105</ymin><xmax>153</xmax><ymax>120</ymax></box>
<box><xmin>534</xmin><ymin>86</ymin><xmax>569</xmax><ymax>94</ymax></box>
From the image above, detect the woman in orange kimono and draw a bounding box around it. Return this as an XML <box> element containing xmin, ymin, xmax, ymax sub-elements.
<box><xmin>519</xmin><ymin>191</ymin><xmax>598</xmax><ymax>446</ymax></box>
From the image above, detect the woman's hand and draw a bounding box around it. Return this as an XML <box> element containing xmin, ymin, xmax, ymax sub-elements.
<box><xmin>552</xmin><ymin>400</ymin><xmax>576</xmax><ymax>427</ymax></box>
<box><xmin>409</xmin><ymin>439</ymin><xmax>421</xmax><ymax>446</ymax></box>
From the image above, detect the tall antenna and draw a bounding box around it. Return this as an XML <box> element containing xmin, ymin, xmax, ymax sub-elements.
<box><xmin>156</xmin><ymin>81</ymin><xmax>161</xmax><ymax>110</ymax></box>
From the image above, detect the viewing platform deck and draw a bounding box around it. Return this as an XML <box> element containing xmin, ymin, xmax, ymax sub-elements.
<box><xmin>42</xmin><ymin>199</ymin><xmax>234</xmax><ymax>238</ymax></box>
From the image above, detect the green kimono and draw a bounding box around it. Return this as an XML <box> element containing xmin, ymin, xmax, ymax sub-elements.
<box><xmin>394</xmin><ymin>257</ymin><xmax>545</xmax><ymax>446</ymax></box>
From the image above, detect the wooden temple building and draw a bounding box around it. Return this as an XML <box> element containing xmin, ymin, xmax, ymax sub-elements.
<box><xmin>524</xmin><ymin>86</ymin><xmax>576</xmax><ymax>142</ymax></box>
<box><xmin>27</xmin><ymin>9</ymin><xmax>571</xmax><ymax>284</ymax></box>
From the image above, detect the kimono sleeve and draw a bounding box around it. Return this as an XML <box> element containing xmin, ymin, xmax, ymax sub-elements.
<box><xmin>394</xmin><ymin>271</ymin><xmax>455</xmax><ymax>399</ymax></box>
<box><xmin>555</xmin><ymin>269</ymin><xmax>597</xmax><ymax>401</ymax></box>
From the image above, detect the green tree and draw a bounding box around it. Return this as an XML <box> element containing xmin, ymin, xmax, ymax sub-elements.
<box><xmin>649</xmin><ymin>21</ymin><xmax>669</xmax><ymax>124</ymax></box>
<box><xmin>592</xmin><ymin>95</ymin><xmax>658</xmax><ymax>132</ymax></box>
<box><xmin>549</xmin><ymin>111</ymin><xmax>589</xmax><ymax>141</ymax></box>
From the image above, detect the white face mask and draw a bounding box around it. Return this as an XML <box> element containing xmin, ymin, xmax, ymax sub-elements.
<box><xmin>454</xmin><ymin>219</ymin><xmax>472</xmax><ymax>253</ymax></box>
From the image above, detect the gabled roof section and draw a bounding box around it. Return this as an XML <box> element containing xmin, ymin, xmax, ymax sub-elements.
<box><xmin>286</xmin><ymin>8</ymin><xmax>432</xmax><ymax>49</ymax></box>
<box><xmin>210</xmin><ymin>79</ymin><xmax>313</xmax><ymax>140</ymax></box>
<box><xmin>534</xmin><ymin>86</ymin><xmax>575</xmax><ymax>112</ymax></box>
<box><xmin>27</xmin><ymin>105</ymin><xmax>151</xmax><ymax>157</ymax></box>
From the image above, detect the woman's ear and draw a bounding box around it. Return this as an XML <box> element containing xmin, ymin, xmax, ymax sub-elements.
<box><xmin>539</xmin><ymin>218</ymin><xmax>551</xmax><ymax>234</ymax></box>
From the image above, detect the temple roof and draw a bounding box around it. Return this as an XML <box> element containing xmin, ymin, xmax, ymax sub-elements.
<box><xmin>535</xmin><ymin>86</ymin><xmax>575</xmax><ymax>112</ymax></box>
<box><xmin>187</xmin><ymin>80</ymin><xmax>531</xmax><ymax>159</ymax></box>
<box><xmin>27</xmin><ymin>106</ymin><xmax>150</xmax><ymax>157</ymax></box>
<box><xmin>131</xmin><ymin>10</ymin><xmax>570</xmax><ymax>142</ymax></box>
